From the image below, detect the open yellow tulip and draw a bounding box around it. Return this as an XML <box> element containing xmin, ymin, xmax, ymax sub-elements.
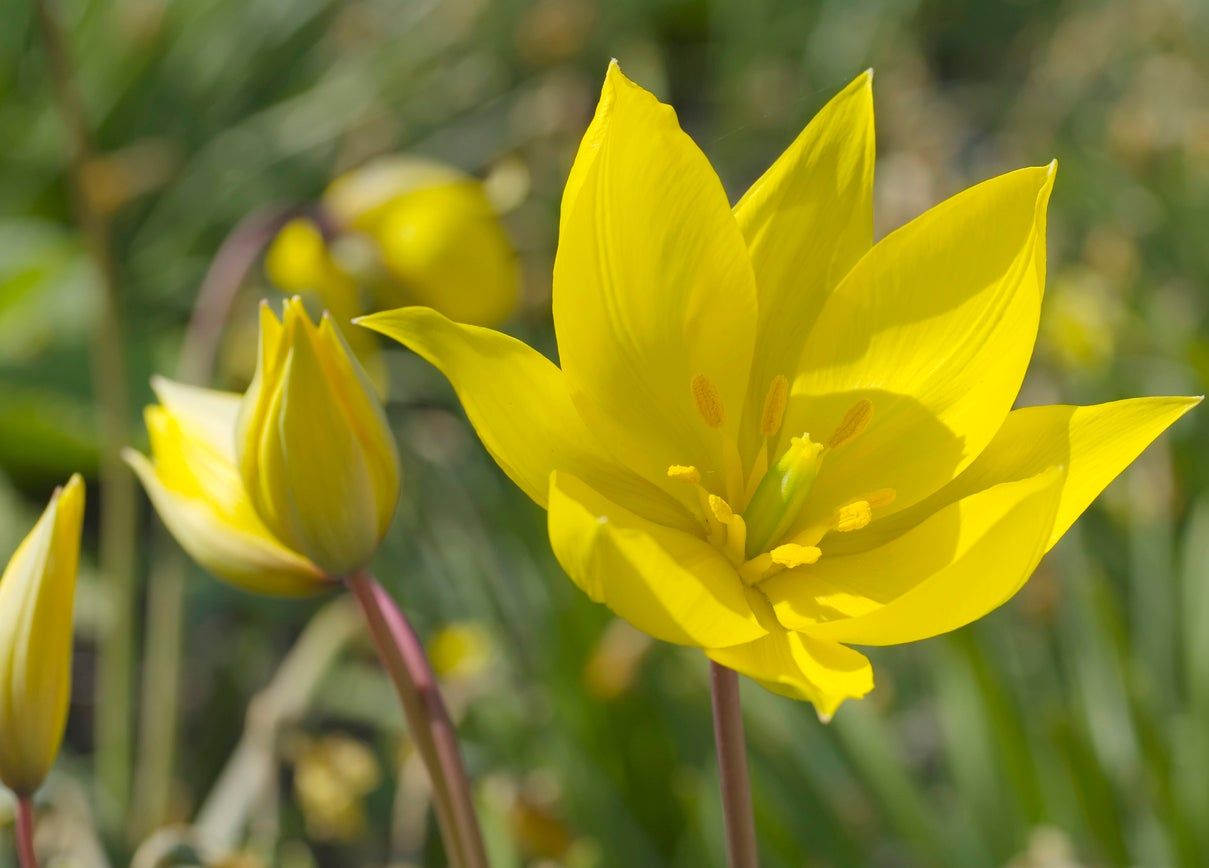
<box><xmin>127</xmin><ymin>298</ymin><xmax>400</xmax><ymax>592</ymax></box>
<box><xmin>0</xmin><ymin>474</ymin><xmax>84</xmax><ymax>795</ymax></box>
<box><xmin>361</xmin><ymin>62</ymin><xmax>1199</xmax><ymax>718</ymax></box>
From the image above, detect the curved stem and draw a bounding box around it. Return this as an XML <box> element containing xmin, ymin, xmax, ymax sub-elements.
<box><xmin>15</xmin><ymin>798</ymin><xmax>38</xmax><ymax>868</ymax></box>
<box><xmin>710</xmin><ymin>662</ymin><xmax>759</xmax><ymax>868</ymax></box>
<box><xmin>177</xmin><ymin>203</ymin><xmax>326</xmax><ymax>383</ymax></box>
<box><xmin>347</xmin><ymin>571</ymin><xmax>487</xmax><ymax>868</ymax></box>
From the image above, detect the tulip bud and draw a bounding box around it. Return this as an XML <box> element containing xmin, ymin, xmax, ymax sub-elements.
<box><xmin>124</xmin><ymin>378</ymin><xmax>329</xmax><ymax>597</ymax></box>
<box><xmin>238</xmin><ymin>298</ymin><xmax>401</xmax><ymax>577</ymax></box>
<box><xmin>0</xmin><ymin>475</ymin><xmax>84</xmax><ymax>795</ymax></box>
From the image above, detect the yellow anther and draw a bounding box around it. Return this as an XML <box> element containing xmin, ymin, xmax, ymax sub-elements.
<box><xmin>667</xmin><ymin>465</ymin><xmax>701</xmax><ymax>484</ymax></box>
<box><xmin>834</xmin><ymin>500</ymin><xmax>872</xmax><ymax>533</ymax></box>
<box><xmin>867</xmin><ymin>488</ymin><xmax>896</xmax><ymax>508</ymax></box>
<box><xmin>691</xmin><ymin>374</ymin><xmax>725</xmax><ymax>429</ymax></box>
<box><xmin>759</xmin><ymin>375</ymin><xmax>789</xmax><ymax>438</ymax></box>
<box><xmin>770</xmin><ymin>544</ymin><xmax>822</xmax><ymax>568</ymax></box>
<box><xmin>708</xmin><ymin>494</ymin><xmax>734</xmax><ymax>525</ymax></box>
<box><xmin>828</xmin><ymin>399</ymin><xmax>873</xmax><ymax>449</ymax></box>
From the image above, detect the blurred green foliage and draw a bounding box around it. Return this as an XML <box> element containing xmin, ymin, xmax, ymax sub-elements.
<box><xmin>0</xmin><ymin>0</ymin><xmax>1207</xmax><ymax>865</ymax></box>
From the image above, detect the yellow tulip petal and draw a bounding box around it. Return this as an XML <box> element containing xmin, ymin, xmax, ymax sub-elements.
<box><xmin>126</xmin><ymin>448</ymin><xmax>327</xmax><ymax>596</ymax></box>
<box><xmin>553</xmin><ymin>61</ymin><xmax>758</xmax><ymax>487</ymax></box>
<box><xmin>707</xmin><ymin>629</ymin><xmax>873</xmax><ymax>718</ymax></box>
<box><xmin>548</xmin><ymin>471</ymin><xmax>765</xmax><ymax>648</ymax></box>
<box><xmin>783</xmin><ymin>164</ymin><xmax>1056</xmax><ymax>527</ymax></box>
<box><xmin>735</xmin><ymin>71</ymin><xmax>875</xmax><ymax>448</ymax></box>
<box><xmin>765</xmin><ymin>468</ymin><xmax>1062</xmax><ymax>646</ymax></box>
<box><xmin>832</xmin><ymin>396</ymin><xmax>1202</xmax><ymax>555</ymax></box>
<box><xmin>151</xmin><ymin>376</ymin><xmax>241</xmax><ymax>452</ymax></box>
<box><xmin>0</xmin><ymin>475</ymin><xmax>84</xmax><ymax>793</ymax></box>
<box><xmin>130</xmin><ymin>378</ymin><xmax>327</xmax><ymax>595</ymax></box>
<box><xmin>359</xmin><ymin>306</ymin><xmax>695</xmax><ymax>531</ymax></box>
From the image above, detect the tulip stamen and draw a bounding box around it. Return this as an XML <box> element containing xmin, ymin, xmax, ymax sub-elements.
<box><xmin>760</xmin><ymin>375</ymin><xmax>789</xmax><ymax>439</ymax></box>
<box><xmin>827</xmin><ymin>399</ymin><xmax>874</xmax><ymax>449</ymax></box>
<box><xmin>690</xmin><ymin>374</ymin><xmax>725</xmax><ymax>429</ymax></box>
<box><xmin>770</xmin><ymin>543</ymin><xmax>821</xmax><ymax>568</ymax></box>
<box><xmin>666</xmin><ymin>464</ymin><xmax>700</xmax><ymax>484</ymax></box>
<box><xmin>668</xmin><ymin>464</ymin><xmax>727</xmax><ymax>544</ymax></box>
<box><xmin>831</xmin><ymin>489</ymin><xmax>895</xmax><ymax>534</ymax></box>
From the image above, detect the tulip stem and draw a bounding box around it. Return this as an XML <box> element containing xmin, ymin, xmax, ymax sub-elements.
<box><xmin>710</xmin><ymin>662</ymin><xmax>760</xmax><ymax>868</ymax></box>
<box><xmin>347</xmin><ymin>571</ymin><xmax>487</xmax><ymax>868</ymax></box>
<box><xmin>15</xmin><ymin>798</ymin><xmax>37</xmax><ymax>868</ymax></box>
<box><xmin>33</xmin><ymin>0</ymin><xmax>137</xmax><ymax>819</ymax></box>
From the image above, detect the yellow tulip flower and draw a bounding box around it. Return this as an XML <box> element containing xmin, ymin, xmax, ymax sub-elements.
<box><xmin>0</xmin><ymin>475</ymin><xmax>84</xmax><ymax>794</ymax></box>
<box><xmin>360</xmin><ymin>63</ymin><xmax>1199</xmax><ymax>718</ymax></box>
<box><xmin>265</xmin><ymin>156</ymin><xmax>520</xmax><ymax>328</ymax></box>
<box><xmin>128</xmin><ymin>298</ymin><xmax>400</xmax><ymax>591</ymax></box>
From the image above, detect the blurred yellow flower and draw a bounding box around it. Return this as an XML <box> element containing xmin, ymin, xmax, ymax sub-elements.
<box><xmin>362</xmin><ymin>63</ymin><xmax>1199</xmax><ymax>718</ymax></box>
<box><xmin>128</xmin><ymin>298</ymin><xmax>399</xmax><ymax>591</ymax></box>
<box><xmin>0</xmin><ymin>474</ymin><xmax>84</xmax><ymax>794</ymax></box>
<box><xmin>290</xmin><ymin>733</ymin><xmax>381</xmax><ymax>843</ymax></box>
<box><xmin>429</xmin><ymin>621</ymin><xmax>493</xmax><ymax>681</ymax></box>
<box><xmin>266</xmin><ymin>156</ymin><xmax>520</xmax><ymax>328</ymax></box>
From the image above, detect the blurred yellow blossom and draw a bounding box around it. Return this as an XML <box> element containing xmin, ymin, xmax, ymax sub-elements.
<box><xmin>364</xmin><ymin>62</ymin><xmax>1199</xmax><ymax>718</ymax></box>
<box><xmin>289</xmin><ymin>733</ymin><xmax>381</xmax><ymax>843</ymax></box>
<box><xmin>429</xmin><ymin>621</ymin><xmax>494</xmax><ymax>681</ymax></box>
<box><xmin>583</xmin><ymin>619</ymin><xmax>653</xmax><ymax>700</ymax></box>
<box><xmin>0</xmin><ymin>475</ymin><xmax>84</xmax><ymax>795</ymax></box>
<box><xmin>266</xmin><ymin>156</ymin><xmax>520</xmax><ymax>329</ymax></box>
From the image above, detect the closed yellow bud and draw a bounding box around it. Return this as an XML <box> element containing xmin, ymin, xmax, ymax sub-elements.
<box><xmin>0</xmin><ymin>475</ymin><xmax>84</xmax><ymax>794</ymax></box>
<box><xmin>125</xmin><ymin>378</ymin><xmax>329</xmax><ymax>596</ymax></box>
<box><xmin>323</xmin><ymin>156</ymin><xmax>521</xmax><ymax>326</ymax></box>
<box><xmin>237</xmin><ymin>298</ymin><xmax>401</xmax><ymax>577</ymax></box>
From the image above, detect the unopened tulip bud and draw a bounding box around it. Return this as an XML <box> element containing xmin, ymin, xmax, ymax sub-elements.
<box><xmin>237</xmin><ymin>298</ymin><xmax>401</xmax><ymax>577</ymax></box>
<box><xmin>0</xmin><ymin>475</ymin><xmax>84</xmax><ymax>794</ymax></box>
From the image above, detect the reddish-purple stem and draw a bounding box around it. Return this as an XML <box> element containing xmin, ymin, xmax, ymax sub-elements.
<box><xmin>347</xmin><ymin>571</ymin><xmax>487</xmax><ymax>868</ymax></box>
<box><xmin>710</xmin><ymin>662</ymin><xmax>759</xmax><ymax>868</ymax></box>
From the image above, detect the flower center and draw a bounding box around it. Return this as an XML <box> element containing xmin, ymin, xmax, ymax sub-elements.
<box><xmin>669</xmin><ymin>375</ymin><xmax>894</xmax><ymax>588</ymax></box>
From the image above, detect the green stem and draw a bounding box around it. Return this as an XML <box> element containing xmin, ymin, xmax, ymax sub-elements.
<box><xmin>710</xmin><ymin>662</ymin><xmax>759</xmax><ymax>868</ymax></box>
<box><xmin>347</xmin><ymin>570</ymin><xmax>487</xmax><ymax>868</ymax></box>
<box><xmin>32</xmin><ymin>0</ymin><xmax>136</xmax><ymax>819</ymax></box>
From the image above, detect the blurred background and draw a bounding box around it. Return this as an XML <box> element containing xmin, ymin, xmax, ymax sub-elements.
<box><xmin>1</xmin><ymin>0</ymin><xmax>1208</xmax><ymax>865</ymax></box>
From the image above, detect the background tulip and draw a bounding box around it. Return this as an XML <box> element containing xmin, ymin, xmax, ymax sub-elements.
<box><xmin>265</xmin><ymin>156</ymin><xmax>520</xmax><ymax>329</ymax></box>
